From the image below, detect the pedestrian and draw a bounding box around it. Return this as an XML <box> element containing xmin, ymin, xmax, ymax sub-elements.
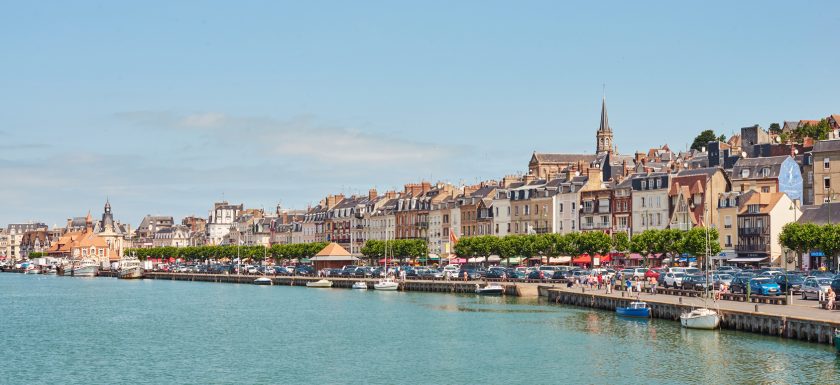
<box><xmin>626</xmin><ymin>278</ymin><xmax>632</xmax><ymax>293</ymax></box>
<box><xmin>651</xmin><ymin>277</ymin><xmax>658</xmax><ymax>296</ymax></box>
<box><xmin>597</xmin><ymin>273</ymin><xmax>603</xmax><ymax>290</ymax></box>
<box><xmin>827</xmin><ymin>287</ymin><xmax>836</xmax><ymax>310</ymax></box>
<box><xmin>635</xmin><ymin>280</ymin><xmax>641</xmax><ymax>294</ymax></box>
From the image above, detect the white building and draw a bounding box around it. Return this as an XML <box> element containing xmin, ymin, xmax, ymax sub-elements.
<box><xmin>492</xmin><ymin>189</ymin><xmax>511</xmax><ymax>236</ymax></box>
<box><xmin>206</xmin><ymin>201</ymin><xmax>243</xmax><ymax>245</ymax></box>
<box><xmin>629</xmin><ymin>173</ymin><xmax>671</xmax><ymax>234</ymax></box>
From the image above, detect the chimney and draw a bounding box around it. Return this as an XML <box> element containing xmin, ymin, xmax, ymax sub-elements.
<box><xmin>386</xmin><ymin>190</ymin><xmax>397</xmax><ymax>199</ymax></box>
<box><xmin>524</xmin><ymin>173</ymin><xmax>536</xmax><ymax>184</ymax></box>
<box><xmin>635</xmin><ymin>151</ymin><xmax>645</xmax><ymax>163</ymax></box>
<box><xmin>368</xmin><ymin>188</ymin><xmax>378</xmax><ymax>201</ymax></box>
<box><xmin>587</xmin><ymin>165</ymin><xmax>603</xmax><ymax>183</ymax></box>
<box><xmin>421</xmin><ymin>181</ymin><xmax>431</xmax><ymax>192</ymax></box>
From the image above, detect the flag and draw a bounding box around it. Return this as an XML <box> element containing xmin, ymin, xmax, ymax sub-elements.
<box><xmin>449</xmin><ymin>228</ymin><xmax>459</xmax><ymax>245</ymax></box>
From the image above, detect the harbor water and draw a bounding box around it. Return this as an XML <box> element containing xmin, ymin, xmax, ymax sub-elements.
<box><xmin>1</xmin><ymin>274</ymin><xmax>838</xmax><ymax>384</ymax></box>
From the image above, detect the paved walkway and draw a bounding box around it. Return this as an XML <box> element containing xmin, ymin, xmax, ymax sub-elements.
<box><xmin>538</xmin><ymin>282</ymin><xmax>840</xmax><ymax>324</ymax></box>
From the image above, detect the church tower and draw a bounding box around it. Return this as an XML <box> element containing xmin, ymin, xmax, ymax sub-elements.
<box><xmin>596</xmin><ymin>96</ymin><xmax>613</xmax><ymax>154</ymax></box>
<box><xmin>101</xmin><ymin>199</ymin><xmax>115</xmax><ymax>232</ymax></box>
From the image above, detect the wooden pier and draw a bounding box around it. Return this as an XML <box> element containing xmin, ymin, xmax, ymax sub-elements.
<box><xmin>541</xmin><ymin>285</ymin><xmax>840</xmax><ymax>346</ymax></box>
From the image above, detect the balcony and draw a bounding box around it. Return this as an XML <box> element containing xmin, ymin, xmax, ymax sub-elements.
<box><xmin>735</xmin><ymin>243</ymin><xmax>770</xmax><ymax>253</ymax></box>
<box><xmin>580</xmin><ymin>223</ymin><xmax>610</xmax><ymax>231</ymax></box>
<box><xmin>416</xmin><ymin>222</ymin><xmax>429</xmax><ymax>229</ymax></box>
<box><xmin>738</xmin><ymin>227</ymin><xmax>768</xmax><ymax>236</ymax></box>
<box><xmin>354</xmin><ymin>224</ymin><xmax>364</xmax><ymax>229</ymax></box>
<box><xmin>533</xmin><ymin>227</ymin><xmax>550</xmax><ymax>234</ymax></box>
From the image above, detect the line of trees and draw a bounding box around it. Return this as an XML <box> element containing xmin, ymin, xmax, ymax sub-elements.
<box><xmin>445</xmin><ymin>228</ymin><xmax>720</xmax><ymax>267</ymax></box>
<box><xmin>360</xmin><ymin>239</ymin><xmax>428</xmax><ymax>261</ymax></box>
<box><xmin>779</xmin><ymin>222</ymin><xmax>840</xmax><ymax>269</ymax></box>
<box><xmin>125</xmin><ymin>242</ymin><xmax>329</xmax><ymax>262</ymax></box>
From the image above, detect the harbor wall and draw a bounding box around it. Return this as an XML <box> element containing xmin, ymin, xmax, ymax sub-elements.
<box><xmin>544</xmin><ymin>287</ymin><xmax>839</xmax><ymax>346</ymax></box>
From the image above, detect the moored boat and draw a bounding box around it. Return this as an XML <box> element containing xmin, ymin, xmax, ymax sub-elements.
<box><xmin>118</xmin><ymin>255</ymin><xmax>144</xmax><ymax>279</ymax></box>
<box><xmin>680</xmin><ymin>308</ymin><xmax>721</xmax><ymax>330</ymax></box>
<box><xmin>374</xmin><ymin>278</ymin><xmax>399</xmax><ymax>291</ymax></box>
<box><xmin>352</xmin><ymin>281</ymin><xmax>368</xmax><ymax>290</ymax></box>
<box><xmin>306</xmin><ymin>279</ymin><xmax>333</xmax><ymax>288</ymax></box>
<box><xmin>254</xmin><ymin>277</ymin><xmax>273</xmax><ymax>285</ymax></box>
<box><xmin>69</xmin><ymin>259</ymin><xmax>99</xmax><ymax>277</ymax></box>
<box><xmin>616</xmin><ymin>302</ymin><xmax>650</xmax><ymax>318</ymax></box>
<box><xmin>475</xmin><ymin>283</ymin><xmax>504</xmax><ymax>295</ymax></box>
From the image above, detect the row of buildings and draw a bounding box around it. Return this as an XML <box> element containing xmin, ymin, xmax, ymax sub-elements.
<box><xmin>3</xmin><ymin>100</ymin><xmax>840</xmax><ymax>269</ymax></box>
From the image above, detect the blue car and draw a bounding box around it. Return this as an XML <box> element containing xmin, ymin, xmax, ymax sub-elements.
<box><xmin>749</xmin><ymin>277</ymin><xmax>781</xmax><ymax>296</ymax></box>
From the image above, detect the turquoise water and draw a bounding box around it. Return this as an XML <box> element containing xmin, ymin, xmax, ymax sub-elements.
<box><xmin>1</xmin><ymin>274</ymin><xmax>838</xmax><ymax>385</ymax></box>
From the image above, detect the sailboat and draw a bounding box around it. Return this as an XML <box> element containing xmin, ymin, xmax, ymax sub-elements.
<box><xmin>680</xmin><ymin>208</ymin><xmax>721</xmax><ymax>330</ymax></box>
<box><xmin>254</xmin><ymin>245</ymin><xmax>273</xmax><ymax>285</ymax></box>
<box><xmin>374</xmin><ymin>234</ymin><xmax>399</xmax><ymax>291</ymax></box>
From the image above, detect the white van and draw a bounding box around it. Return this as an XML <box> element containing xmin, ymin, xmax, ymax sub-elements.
<box><xmin>443</xmin><ymin>264</ymin><xmax>460</xmax><ymax>277</ymax></box>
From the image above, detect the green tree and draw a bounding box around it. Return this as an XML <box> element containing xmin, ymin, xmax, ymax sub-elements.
<box><xmin>691</xmin><ymin>130</ymin><xmax>719</xmax><ymax>151</ymax></box>
<box><xmin>680</xmin><ymin>227</ymin><xmax>721</xmax><ymax>267</ymax></box>
<box><xmin>769</xmin><ymin>122</ymin><xmax>781</xmax><ymax>134</ymax></box>
<box><xmin>576</xmin><ymin>231</ymin><xmax>611</xmax><ymax>256</ymax></box>
<box><xmin>818</xmin><ymin>225</ymin><xmax>840</xmax><ymax>271</ymax></box>
<box><xmin>611</xmin><ymin>232</ymin><xmax>630</xmax><ymax>254</ymax></box>
<box><xmin>779</xmin><ymin>222</ymin><xmax>819</xmax><ymax>269</ymax></box>
<box><xmin>792</xmin><ymin>119</ymin><xmax>832</xmax><ymax>142</ymax></box>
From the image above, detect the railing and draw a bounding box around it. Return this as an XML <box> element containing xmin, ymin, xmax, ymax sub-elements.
<box><xmin>533</xmin><ymin>227</ymin><xmax>550</xmax><ymax>234</ymax></box>
<box><xmin>416</xmin><ymin>222</ymin><xmax>429</xmax><ymax>229</ymax></box>
<box><xmin>739</xmin><ymin>227</ymin><xmax>768</xmax><ymax>235</ymax></box>
<box><xmin>735</xmin><ymin>244</ymin><xmax>770</xmax><ymax>253</ymax></box>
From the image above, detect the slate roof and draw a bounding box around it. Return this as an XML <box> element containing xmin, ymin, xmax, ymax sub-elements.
<box><xmin>531</xmin><ymin>153</ymin><xmax>598</xmax><ymax>164</ymax></box>
<box><xmin>731</xmin><ymin>155</ymin><xmax>789</xmax><ymax>179</ymax></box>
<box><xmin>813</xmin><ymin>140</ymin><xmax>840</xmax><ymax>153</ymax></box>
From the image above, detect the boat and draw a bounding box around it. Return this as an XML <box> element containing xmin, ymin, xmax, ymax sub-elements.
<box><xmin>374</xmin><ymin>234</ymin><xmax>400</xmax><ymax>291</ymax></box>
<box><xmin>118</xmin><ymin>254</ymin><xmax>144</xmax><ymax>279</ymax></box>
<box><xmin>374</xmin><ymin>278</ymin><xmax>399</xmax><ymax>291</ymax></box>
<box><xmin>44</xmin><ymin>267</ymin><xmax>57</xmax><ymax>275</ymax></box>
<box><xmin>306</xmin><ymin>279</ymin><xmax>333</xmax><ymax>288</ymax></box>
<box><xmin>616</xmin><ymin>301</ymin><xmax>651</xmax><ymax>318</ymax></box>
<box><xmin>475</xmin><ymin>283</ymin><xmax>504</xmax><ymax>295</ymax></box>
<box><xmin>352</xmin><ymin>281</ymin><xmax>368</xmax><ymax>290</ymax></box>
<box><xmin>254</xmin><ymin>277</ymin><xmax>273</xmax><ymax>285</ymax></box>
<box><xmin>25</xmin><ymin>266</ymin><xmax>41</xmax><ymax>274</ymax></box>
<box><xmin>68</xmin><ymin>258</ymin><xmax>99</xmax><ymax>277</ymax></box>
<box><xmin>680</xmin><ymin>308</ymin><xmax>721</xmax><ymax>329</ymax></box>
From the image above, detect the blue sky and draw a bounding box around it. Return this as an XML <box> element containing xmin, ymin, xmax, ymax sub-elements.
<box><xmin>1</xmin><ymin>1</ymin><xmax>838</xmax><ymax>227</ymax></box>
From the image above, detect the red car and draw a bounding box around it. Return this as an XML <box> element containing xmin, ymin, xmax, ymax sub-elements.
<box><xmin>644</xmin><ymin>268</ymin><xmax>662</xmax><ymax>279</ymax></box>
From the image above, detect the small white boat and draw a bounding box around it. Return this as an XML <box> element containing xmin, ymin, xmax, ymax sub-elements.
<box><xmin>475</xmin><ymin>283</ymin><xmax>505</xmax><ymax>295</ymax></box>
<box><xmin>374</xmin><ymin>278</ymin><xmax>399</xmax><ymax>291</ymax></box>
<box><xmin>306</xmin><ymin>279</ymin><xmax>333</xmax><ymax>288</ymax></box>
<box><xmin>25</xmin><ymin>267</ymin><xmax>41</xmax><ymax>275</ymax></box>
<box><xmin>254</xmin><ymin>277</ymin><xmax>273</xmax><ymax>285</ymax></box>
<box><xmin>680</xmin><ymin>308</ymin><xmax>721</xmax><ymax>330</ymax></box>
<box><xmin>44</xmin><ymin>268</ymin><xmax>57</xmax><ymax>275</ymax></box>
<box><xmin>352</xmin><ymin>281</ymin><xmax>368</xmax><ymax>290</ymax></box>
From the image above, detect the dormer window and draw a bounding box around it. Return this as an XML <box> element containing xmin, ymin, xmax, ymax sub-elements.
<box><xmin>748</xmin><ymin>204</ymin><xmax>760</xmax><ymax>214</ymax></box>
<box><xmin>741</xmin><ymin>169</ymin><xmax>750</xmax><ymax>178</ymax></box>
<box><xmin>761</xmin><ymin>167</ymin><xmax>771</xmax><ymax>177</ymax></box>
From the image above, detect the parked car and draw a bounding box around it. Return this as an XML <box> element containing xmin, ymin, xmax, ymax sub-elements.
<box><xmin>681</xmin><ymin>274</ymin><xmax>712</xmax><ymax>291</ymax></box>
<box><xmin>527</xmin><ymin>270</ymin><xmax>545</xmax><ymax>280</ymax></box>
<box><xmin>749</xmin><ymin>277</ymin><xmax>781</xmax><ymax>296</ymax></box>
<box><xmin>801</xmin><ymin>277</ymin><xmax>832</xmax><ymax>300</ymax></box>
<box><xmin>831</xmin><ymin>277</ymin><xmax>840</xmax><ymax>295</ymax></box>
<box><xmin>485</xmin><ymin>267</ymin><xmax>508</xmax><ymax>279</ymax></box>
<box><xmin>711</xmin><ymin>273</ymin><xmax>734</xmax><ymax>289</ymax></box>
<box><xmin>442</xmin><ymin>264</ymin><xmax>460</xmax><ymax>278</ymax></box>
<box><xmin>662</xmin><ymin>272</ymin><xmax>686</xmax><ymax>288</ymax></box>
<box><xmin>715</xmin><ymin>266</ymin><xmax>739</xmax><ymax>274</ymax></box>
<box><xmin>295</xmin><ymin>265</ymin><xmax>315</xmax><ymax>276</ymax></box>
<box><xmin>505</xmin><ymin>268</ymin><xmax>522</xmax><ymax>280</ymax></box>
<box><xmin>456</xmin><ymin>267</ymin><xmax>481</xmax><ymax>280</ymax></box>
<box><xmin>729</xmin><ymin>276</ymin><xmax>751</xmax><ymax>294</ymax></box>
<box><xmin>644</xmin><ymin>268</ymin><xmax>662</xmax><ymax>280</ymax></box>
<box><xmin>538</xmin><ymin>266</ymin><xmax>560</xmax><ymax>277</ymax></box>
<box><xmin>774</xmin><ymin>274</ymin><xmax>805</xmax><ymax>294</ymax></box>
<box><xmin>551</xmin><ymin>270</ymin><xmax>574</xmax><ymax>280</ymax></box>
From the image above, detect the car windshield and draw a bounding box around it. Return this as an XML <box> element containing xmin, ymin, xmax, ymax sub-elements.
<box><xmin>718</xmin><ymin>274</ymin><xmax>732</xmax><ymax>279</ymax></box>
<box><xmin>752</xmin><ymin>278</ymin><xmax>771</xmax><ymax>283</ymax></box>
<box><xmin>674</xmin><ymin>273</ymin><xmax>685</xmax><ymax>277</ymax></box>
<box><xmin>817</xmin><ymin>278</ymin><xmax>831</xmax><ymax>285</ymax></box>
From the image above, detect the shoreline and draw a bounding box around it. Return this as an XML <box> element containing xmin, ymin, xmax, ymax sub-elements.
<box><xmin>3</xmin><ymin>269</ymin><xmax>838</xmax><ymax>347</ymax></box>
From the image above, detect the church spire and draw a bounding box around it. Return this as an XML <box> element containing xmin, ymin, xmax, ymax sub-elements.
<box><xmin>599</xmin><ymin>95</ymin><xmax>610</xmax><ymax>133</ymax></box>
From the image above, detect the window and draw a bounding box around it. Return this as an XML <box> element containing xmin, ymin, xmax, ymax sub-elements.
<box><xmin>761</xmin><ymin>186</ymin><xmax>770</xmax><ymax>193</ymax></box>
<box><xmin>656</xmin><ymin>213</ymin><xmax>661</xmax><ymax>225</ymax></box>
<box><xmin>572</xmin><ymin>202</ymin><xmax>576</xmax><ymax>210</ymax></box>
<box><xmin>725</xmin><ymin>235</ymin><xmax>732</xmax><ymax>247</ymax></box>
<box><xmin>825</xmin><ymin>157</ymin><xmax>830</xmax><ymax>170</ymax></box>
<box><xmin>524</xmin><ymin>205</ymin><xmax>530</xmax><ymax>215</ymax></box>
<box><xmin>534</xmin><ymin>205</ymin><xmax>539</xmax><ymax>215</ymax></box>
<box><xmin>515</xmin><ymin>206</ymin><xmax>519</xmax><ymax>216</ymax></box>
<box><xmin>506</xmin><ymin>223</ymin><xmax>510</xmax><ymax>232</ymax></box>
<box><xmin>641</xmin><ymin>181</ymin><xmax>647</xmax><ymax>189</ymax></box>
<box><xmin>741</xmin><ymin>169</ymin><xmax>750</xmax><ymax>178</ymax></box>
<box><xmin>825</xmin><ymin>177</ymin><xmax>831</xmax><ymax>190</ymax></box>
<box><xmin>641</xmin><ymin>214</ymin><xmax>646</xmax><ymax>226</ymax></box>
<box><xmin>640</xmin><ymin>197</ymin><xmax>646</xmax><ymax>208</ymax></box>
<box><xmin>571</xmin><ymin>220</ymin><xmax>576</xmax><ymax>230</ymax></box>
<box><xmin>543</xmin><ymin>205</ymin><xmax>547</xmax><ymax>216</ymax></box>
<box><xmin>724</xmin><ymin>216</ymin><xmax>732</xmax><ymax>228</ymax></box>
<box><xmin>808</xmin><ymin>171</ymin><xmax>813</xmax><ymax>184</ymax></box>
<box><xmin>559</xmin><ymin>203</ymin><xmax>564</xmax><ymax>213</ymax></box>
<box><xmin>495</xmin><ymin>207</ymin><xmax>499</xmax><ymax>217</ymax></box>
<box><xmin>761</xmin><ymin>168</ymin><xmax>771</xmax><ymax>177</ymax></box>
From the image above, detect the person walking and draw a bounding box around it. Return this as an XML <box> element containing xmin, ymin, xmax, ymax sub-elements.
<box><xmin>827</xmin><ymin>287</ymin><xmax>836</xmax><ymax>310</ymax></box>
<box><xmin>651</xmin><ymin>276</ymin><xmax>658</xmax><ymax>295</ymax></box>
<box><xmin>597</xmin><ymin>273</ymin><xmax>603</xmax><ymax>290</ymax></box>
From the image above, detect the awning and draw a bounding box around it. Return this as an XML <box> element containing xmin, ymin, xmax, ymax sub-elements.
<box><xmin>713</xmin><ymin>252</ymin><xmax>737</xmax><ymax>260</ymax></box>
<box><xmin>810</xmin><ymin>251</ymin><xmax>825</xmax><ymax>257</ymax></box>
<box><xmin>379</xmin><ymin>258</ymin><xmax>398</xmax><ymax>264</ymax></box>
<box><xmin>500</xmin><ymin>257</ymin><xmax>522</xmax><ymax>265</ymax></box>
<box><xmin>427</xmin><ymin>254</ymin><xmax>440</xmax><ymax>260</ymax></box>
<box><xmin>549</xmin><ymin>256</ymin><xmax>571</xmax><ymax>264</ymax></box>
<box><xmin>468</xmin><ymin>257</ymin><xmax>486</xmax><ymax>263</ymax></box>
<box><xmin>488</xmin><ymin>255</ymin><xmax>501</xmax><ymax>263</ymax></box>
<box><xmin>628</xmin><ymin>253</ymin><xmax>643</xmax><ymax>260</ymax></box>
<box><xmin>728</xmin><ymin>257</ymin><xmax>768</xmax><ymax>263</ymax></box>
<box><xmin>448</xmin><ymin>258</ymin><xmax>466</xmax><ymax>264</ymax></box>
<box><xmin>573</xmin><ymin>254</ymin><xmax>592</xmax><ymax>264</ymax></box>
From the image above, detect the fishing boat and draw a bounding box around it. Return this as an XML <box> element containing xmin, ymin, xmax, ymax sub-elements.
<box><xmin>25</xmin><ymin>266</ymin><xmax>41</xmax><ymax>274</ymax></box>
<box><xmin>253</xmin><ymin>277</ymin><xmax>273</xmax><ymax>285</ymax></box>
<box><xmin>68</xmin><ymin>258</ymin><xmax>99</xmax><ymax>277</ymax></box>
<box><xmin>118</xmin><ymin>254</ymin><xmax>144</xmax><ymax>279</ymax></box>
<box><xmin>616</xmin><ymin>301</ymin><xmax>651</xmax><ymax>318</ymax></box>
<box><xmin>352</xmin><ymin>281</ymin><xmax>368</xmax><ymax>290</ymax></box>
<box><xmin>680</xmin><ymin>308</ymin><xmax>721</xmax><ymax>330</ymax></box>
<box><xmin>475</xmin><ymin>283</ymin><xmax>504</xmax><ymax>295</ymax></box>
<box><xmin>306</xmin><ymin>279</ymin><xmax>333</xmax><ymax>288</ymax></box>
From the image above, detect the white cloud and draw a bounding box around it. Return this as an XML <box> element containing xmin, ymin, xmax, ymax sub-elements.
<box><xmin>180</xmin><ymin>112</ymin><xmax>226</xmax><ymax>128</ymax></box>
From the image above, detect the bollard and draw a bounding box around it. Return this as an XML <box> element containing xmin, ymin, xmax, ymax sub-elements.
<box><xmin>754</xmin><ymin>304</ymin><xmax>759</xmax><ymax>312</ymax></box>
<box><xmin>678</xmin><ymin>297</ymin><xmax>682</xmax><ymax>304</ymax></box>
<box><xmin>621</xmin><ymin>291</ymin><xmax>625</xmax><ymax>298</ymax></box>
<box><xmin>581</xmin><ymin>287</ymin><xmax>585</xmax><ymax>293</ymax></box>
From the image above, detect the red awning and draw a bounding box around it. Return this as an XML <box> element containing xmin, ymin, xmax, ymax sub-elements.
<box><xmin>448</xmin><ymin>258</ymin><xmax>467</xmax><ymax>264</ymax></box>
<box><xmin>596</xmin><ymin>253</ymin><xmax>611</xmax><ymax>263</ymax></box>
<box><xmin>573</xmin><ymin>254</ymin><xmax>592</xmax><ymax>264</ymax></box>
<box><xmin>379</xmin><ymin>258</ymin><xmax>397</xmax><ymax>264</ymax></box>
